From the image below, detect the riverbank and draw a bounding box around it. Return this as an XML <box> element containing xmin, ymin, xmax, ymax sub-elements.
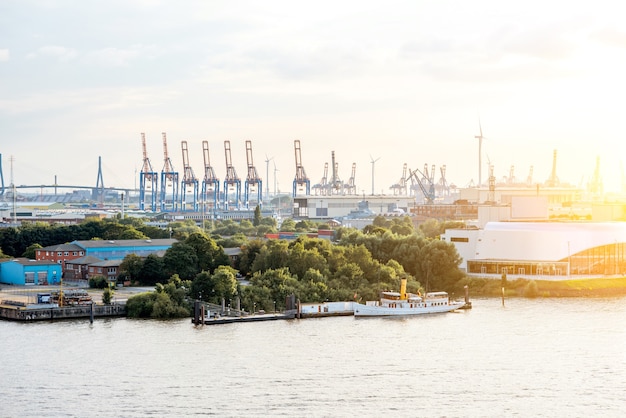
<box><xmin>465</xmin><ymin>276</ymin><xmax>626</xmax><ymax>298</ymax></box>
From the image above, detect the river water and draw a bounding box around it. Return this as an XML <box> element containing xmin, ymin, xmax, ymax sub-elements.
<box><xmin>1</xmin><ymin>296</ymin><xmax>626</xmax><ymax>417</ymax></box>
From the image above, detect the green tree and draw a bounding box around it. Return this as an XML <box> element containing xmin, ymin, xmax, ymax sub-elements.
<box><xmin>119</xmin><ymin>254</ymin><xmax>143</xmax><ymax>283</ymax></box>
<box><xmin>253</xmin><ymin>205</ymin><xmax>262</xmax><ymax>226</ymax></box>
<box><xmin>138</xmin><ymin>254</ymin><xmax>167</xmax><ymax>285</ymax></box>
<box><xmin>189</xmin><ymin>266</ymin><xmax>238</xmax><ymax>304</ymax></box>
<box><xmin>238</xmin><ymin>239</ymin><xmax>265</xmax><ymax>276</ymax></box>
<box><xmin>185</xmin><ymin>232</ymin><xmax>230</xmax><ymax>273</ymax></box>
<box><xmin>162</xmin><ymin>242</ymin><xmax>199</xmax><ymax>280</ymax></box>
<box><xmin>418</xmin><ymin>239</ymin><xmax>464</xmax><ymax>292</ymax></box>
<box><xmin>22</xmin><ymin>243</ymin><xmax>42</xmax><ymax>259</ymax></box>
<box><xmin>279</xmin><ymin>218</ymin><xmax>296</xmax><ymax>232</ymax></box>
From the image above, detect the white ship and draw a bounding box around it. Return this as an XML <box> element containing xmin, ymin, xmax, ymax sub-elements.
<box><xmin>353</xmin><ymin>278</ymin><xmax>465</xmax><ymax>317</ymax></box>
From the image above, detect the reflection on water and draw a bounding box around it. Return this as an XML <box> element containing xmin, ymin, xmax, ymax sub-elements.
<box><xmin>2</xmin><ymin>297</ymin><xmax>626</xmax><ymax>417</ymax></box>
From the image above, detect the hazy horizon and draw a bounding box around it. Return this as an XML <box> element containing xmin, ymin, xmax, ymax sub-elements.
<box><xmin>2</xmin><ymin>1</ymin><xmax>625</xmax><ymax>196</ymax></box>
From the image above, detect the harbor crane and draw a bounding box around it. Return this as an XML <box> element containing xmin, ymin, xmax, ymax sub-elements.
<box><xmin>545</xmin><ymin>149</ymin><xmax>560</xmax><ymax>187</ymax></box>
<box><xmin>408</xmin><ymin>165</ymin><xmax>436</xmax><ymax>204</ymax></box>
<box><xmin>201</xmin><ymin>140</ymin><xmax>220</xmax><ymax>209</ymax></box>
<box><xmin>588</xmin><ymin>156</ymin><xmax>603</xmax><ymax>196</ymax></box>
<box><xmin>509</xmin><ymin>165</ymin><xmax>516</xmax><ymax>185</ymax></box>
<box><xmin>437</xmin><ymin>164</ymin><xmax>450</xmax><ymax>197</ymax></box>
<box><xmin>159</xmin><ymin>132</ymin><xmax>179</xmax><ymax>212</ymax></box>
<box><xmin>244</xmin><ymin>140</ymin><xmax>262</xmax><ymax>207</ymax></box>
<box><xmin>526</xmin><ymin>165</ymin><xmax>534</xmax><ymax>186</ymax></box>
<box><xmin>139</xmin><ymin>133</ymin><xmax>158</xmax><ymax>211</ymax></box>
<box><xmin>344</xmin><ymin>162</ymin><xmax>357</xmax><ymax>195</ymax></box>
<box><xmin>390</xmin><ymin>163</ymin><xmax>408</xmax><ymax>196</ymax></box>
<box><xmin>312</xmin><ymin>162</ymin><xmax>329</xmax><ymax>196</ymax></box>
<box><xmin>292</xmin><ymin>140</ymin><xmax>311</xmax><ymax>197</ymax></box>
<box><xmin>330</xmin><ymin>151</ymin><xmax>343</xmax><ymax>195</ymax></box>
<box><xmin>222</xmin><ymin>140</ymin><xmax>241</xmax><ymax>209</ymax></box>
<box><xmin>180</xmin><ymin>140</ymin><xmax>199</xmax><ymax>212</ymax></box>
<box><xmin>488</xmin><ymin>163</ymin><xmax>496</xmax><ymax>203</ymax></box>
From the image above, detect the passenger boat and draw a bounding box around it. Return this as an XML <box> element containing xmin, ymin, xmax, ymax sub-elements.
<box><xmin>353</xmin><ymin>278</ymin><xmax>465</xmax><ymax>317</ymax></box>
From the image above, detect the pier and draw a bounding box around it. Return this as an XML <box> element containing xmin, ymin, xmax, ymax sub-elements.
<box><xmin>0</xmin><ymin>302</ymin><xmax>125</xmax><ymax>322</ymax></box>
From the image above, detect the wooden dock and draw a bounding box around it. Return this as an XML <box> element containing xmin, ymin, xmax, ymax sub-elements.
<box><xmin>193</xmin><ymin>309</ymin><xmax>297</xmax><ymax>325</ymax></box>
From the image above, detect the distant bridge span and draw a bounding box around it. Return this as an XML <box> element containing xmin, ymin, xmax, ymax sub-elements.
<box><xmin>5</xmin><ymin>184</ymin><xmax>135</xmax><ymax>194</ymax></box>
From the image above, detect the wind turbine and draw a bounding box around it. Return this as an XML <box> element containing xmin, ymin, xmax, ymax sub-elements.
<box><xmin>370</xmin><ymin>155</ymin><xmax>380</xmax><ymax>195</ymax></box>
<box><xmin>265</xmin><ymin>154</ymin><xmax>273</xmax><ymax>199</ymax></box>
<box><xmin>474</xmin><ymin>119</ymin><xmax>486</xmax><ymax>187</ymax></box>
<box><xmin>273</xmin><ymin>160</ymin><xmax>279</xmax><ymax>197</ymax></box>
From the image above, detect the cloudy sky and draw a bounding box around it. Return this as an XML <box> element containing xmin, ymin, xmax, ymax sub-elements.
<box><xmin>1</xmin><ymin>0</ymin><xmax>625</xmax><ymax>199</ymax></box>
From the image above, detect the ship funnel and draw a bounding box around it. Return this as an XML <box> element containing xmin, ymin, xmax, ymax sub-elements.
<box><xmin>400</xmin><ymin>277</ymin><xmax>407</xmax><ymax>300</ymax></box>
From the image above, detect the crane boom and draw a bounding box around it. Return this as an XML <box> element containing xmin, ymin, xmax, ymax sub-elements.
<box><xmin>293</xmin><ymin>139</ymin><xmax>311</xmax><ymax>196</ymax></box>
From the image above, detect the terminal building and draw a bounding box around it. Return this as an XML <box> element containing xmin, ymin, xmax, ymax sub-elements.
<box><xmin>442</xmin><ymin>195</ymin><xmax>626</xmax><ymax>279</ymax></box>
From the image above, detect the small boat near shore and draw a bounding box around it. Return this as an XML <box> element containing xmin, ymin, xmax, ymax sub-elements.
<box><xmin>353</xmin><ymin>278</ymin><xmax>465</xmax><ymax>317</ymax></box>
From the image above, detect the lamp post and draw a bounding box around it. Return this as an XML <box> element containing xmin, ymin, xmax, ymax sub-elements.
<box><xmin>273</xmin><ymin>300</ymin><xmax>276</xmax><ymax>313</ymax></box>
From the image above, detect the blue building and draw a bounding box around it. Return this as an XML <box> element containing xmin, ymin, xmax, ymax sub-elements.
<box><xmin>0</xmin><ymin>258</ymin><xmax>63</xmax><ymax>285</ymax></box>
<box><xmin>71</xmin><ymin>239</ymin><xmax>175</xmax><ymax>260</ymax></box>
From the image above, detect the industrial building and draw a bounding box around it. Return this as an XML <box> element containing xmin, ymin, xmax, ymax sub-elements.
<box><xmin>442</xmin><ymin>197</ymin><xmax>626</xmax><ymax>279</ymax></box>
<box><xmin>35</xmin><ymin>239</ymin><xmax>176</xmax><ymax>279</ymax></box>
<box><xmin>0</xmin><ymin>258</ymin><xmax>62</xmax><ymax>286</ymax></box>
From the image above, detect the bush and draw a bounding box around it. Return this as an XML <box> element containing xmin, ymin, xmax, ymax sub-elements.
<box><xmin>102</xmin><ymin>287</ymin><xmax>113</xmax><ymax>305</ymax></box>
<box><xmin>89</xmin><ymin>276</ymin><xmax>108</xmax><ymax>289</ymax></box>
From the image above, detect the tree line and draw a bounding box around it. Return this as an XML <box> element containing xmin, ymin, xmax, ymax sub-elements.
<box><xmin>0</xmin><ymin>214</ymin><xmax>467</xmax><ymax>318</ymax></box>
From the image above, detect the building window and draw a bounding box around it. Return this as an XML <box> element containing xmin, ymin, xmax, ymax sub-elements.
<box><xmin>64</xmin><ymin>252</ymin><xmax>69</xmax><ymax>256</ymax></box>
<box><xmin>57</xmin><ymin>252</ymin><xmax>62</xmax><ymax>256</ymax></box>
<box><xmin>24</xmin><ymin>272</ymin><xmax>35</xmax><ymax>284</ymax></box>
<box><xmin>450</xmin><ymin>237</ymin><xmax>469</xmax><ymax>243</ymax></box>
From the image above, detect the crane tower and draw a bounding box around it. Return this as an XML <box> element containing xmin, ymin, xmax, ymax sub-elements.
<box><xmin>160</xmin><ymin>132</ymin><xmax>179</xmax><ymax>211</ymax></box>
<box><xmin>292</xmin><ymin>140</ymin><xmax>311</xmax><ymax>197</ymax></box>
<box><xmin>390</xmin><ymin>163</ymin><xmax>408</xmax><ymax>196</ymax></box>
<box><xmin>201</xmin><ymin>141</ymin><xmax>220</xmax><ymax>209</ymax></box>
<box><xmin>139</xmin><ymin>133</ymin><xmax>158</xmax><ymax>211</ymax></box>
<box><xmin>330</xmin><ymin>151</ymin><xmax>343</xmax><ymax>195</ymax></box>
<box><xmin>312</xmin><ymin>162</ymin><xmax>329</xmax><ymax>196</ymax></box>
<box><xmin>180</xmin><ymin>140</ymin><xmax>199</xmax><ymax>212</ymax></box>
<box><xmin>222</xmin><ymin>140</ymin><xmax>241</xmax><ymax>209</ymax></box>
<box><xmin>344</xmin><ymin>162</ymin><xmax>356</xmax><ymax>195</ymax></box>
<box><xmin>244</xmin><ymin>140</ymin><xmax>262</xmax><ymax>207</ymax></box>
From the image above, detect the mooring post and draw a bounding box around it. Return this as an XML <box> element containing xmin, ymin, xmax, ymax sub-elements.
<box><xmin>501</xmin><ymin>271</ymin><xmax>507</xmax><ymax>307</ymax></box>
<box><xmin>193</xmin><ymin>300</ymin><xmax>200</xmax><ymax>325</ymax></box>
<box><xmin>90</xmin><ymin>302</ymin><xmax>94</xmax><ymax>324</ymax></box>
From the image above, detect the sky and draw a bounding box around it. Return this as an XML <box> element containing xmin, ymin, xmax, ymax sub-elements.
<box><xmin>1</xmin><ymin>0</ymin><xmax>626</xmax><ymax>199</ymax></box>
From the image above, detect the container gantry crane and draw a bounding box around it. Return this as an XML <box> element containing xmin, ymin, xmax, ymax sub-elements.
<box><xmin>201</xmin><ymin>140</ymin><xmax>220</xmax><ymax>209</ymax></box>
<box><xmin>180</xmin><ymin>140</ymin><xmax>199</xmax><ymax>212</ymax></box>
<box><xmin>408</xmin><ymin>165</ymin><xmax>436</xmax><ymax>204</ymax></box>
<box><xmin>344</xmin><ymin>162</ymin><xmax>357</xmax><ymax>195</ymax></box>
<box><xmin>139</xmin><ymin>133</ymin><xmax>158</xmax><ymax>211</ymax></box>
<box><xmin>292</xmin><ymin>139</ymin><xmax>310</xmax><ymax>197</ymax></box>
<box><xmin>312</xmin><ymin>162</ymin><xmax>329</xmax><ymax>196</ymax></box>
<box><xmin>390</xmin><ymin>163</ymin><xmax>408</xmax><ymax>196</ymax></box>
<box><xmin>160</xmin><ymin>132</ymin><xmax>179</xmax><ymax>212</ymax></box>
<box><xmin>437</xmin><ymin>164</ymin><xmax>450</xmax><ymax>197</ymax></box>
<box><xmin>330</xmin><ymin>151</ymin><xmax>343</xmax><ymax>195</ymax></box>
<box><xmin>244</xmin><ymin>140</ymin><xmax>262</xmax><ymax>207</ymax></box>
<box><xmin>222</xmin><ymin>140</ymin><xmax>241</xmax><ymax>209</ymax></box>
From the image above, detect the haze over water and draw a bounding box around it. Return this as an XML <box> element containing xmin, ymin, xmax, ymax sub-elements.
<box><xmin>2</xmin><ymin>296</ymin><xmax>626</xmax><ymax>417</ymax></box>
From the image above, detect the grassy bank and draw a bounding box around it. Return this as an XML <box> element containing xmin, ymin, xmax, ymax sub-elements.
<box><xmin>464</xmin><ymin>277</ymin><xmax>626</xmax><ymax>298</ymax></box>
